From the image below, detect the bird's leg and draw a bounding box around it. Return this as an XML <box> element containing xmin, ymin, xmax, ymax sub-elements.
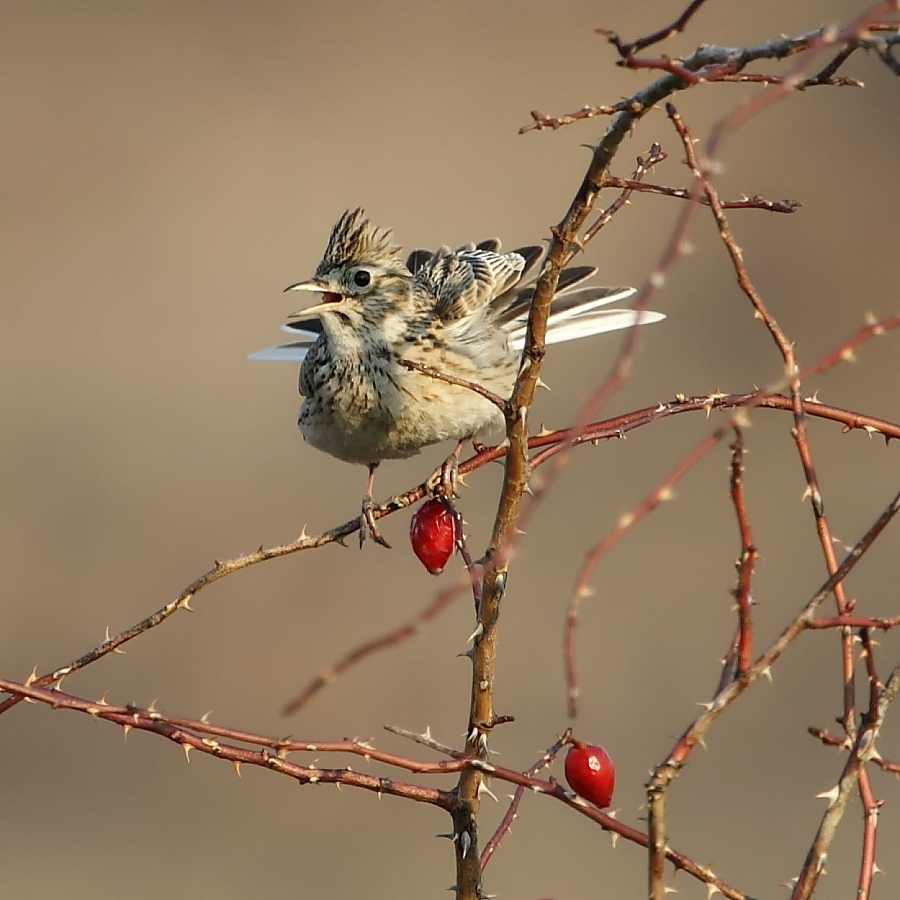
<box><xmin>426</xmin><ymin>441</ymin><xmax>463</xmax><ymax>500</ymax></box>
<box><xmin>360</xmin><ymin>462</ymin><xmax>391</xmax><ymax>549</ymax></box>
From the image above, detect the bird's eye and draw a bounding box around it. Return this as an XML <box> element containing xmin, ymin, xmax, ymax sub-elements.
<box><xmin>353</xmin><ymin>269</ymin><xmax>371</xmax><ymax>288</ymax></box>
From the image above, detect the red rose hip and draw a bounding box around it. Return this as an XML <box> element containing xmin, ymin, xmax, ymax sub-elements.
<box><xmin>410</xmin><ymin>499</ymin><xmax>458</xmax><ymax>574</ymax></box>
<box><xmin>564</xmin><ymin>739</ymin><xmax>615</xmax><ymax>808</ymax></box>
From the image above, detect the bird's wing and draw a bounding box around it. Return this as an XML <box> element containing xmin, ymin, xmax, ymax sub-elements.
<box><xmin>415</xmin><ymin>248</ymin><xmax>525</xmax><ymax>321</ymax></box>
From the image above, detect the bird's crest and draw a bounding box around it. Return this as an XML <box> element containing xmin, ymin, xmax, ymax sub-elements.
<box><xmin>316</xmin><ymin>208</ymin><xmax>406</xmax><ymax>275</ymax></box>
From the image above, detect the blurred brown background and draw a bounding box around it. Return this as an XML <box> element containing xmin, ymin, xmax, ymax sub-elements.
<box><xmin>2</xmin><ymin>1</ymin><xmax>898</xmax><ymax>898</ymax></box>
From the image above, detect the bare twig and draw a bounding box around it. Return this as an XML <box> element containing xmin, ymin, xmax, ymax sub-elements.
<box><xmin>668</xmin><ymin>101</ymin><xmax>859</xmax><ymax>740</ymax></box>
<box><xmin>584</xmin><ymin>144</ymin><xmax>668</xmax><ymax>244</ymax></box>
<box><xmin>792</xmin><ymin>664</ymin><xmax>900</xmax><ymax>900</ymax></box>
<box><xmin>480</xmin><ymin>730</ymin><xmax>571</xmax><ymax>869</ymax></box>
<box><xmin>601</xmin><ymin>176</ymin><xmax>801</xmax><ymax>213</ymax></box>
<box><xmin>399</xmin><ymin>358</ymin><xmax>508</xmax><ymax>411</ymax></box>
<box><xmin>281</xmin><ymin>580</ymin><xmax>463</xmax><ymax>715</ymax></box>
<box><xmin>597</xmin><ymin>0</ymin><xmax>711</xmax><ymax>59</ymax></box>
<box><xmin>647</xmin><ymin>487</ymin><xmax>900</xmax><ymax>900</ymax></box>
<box><xmin>728</xmin><ymin>429</ymin><xmax>756</xmax><ymax>680</ymax></box>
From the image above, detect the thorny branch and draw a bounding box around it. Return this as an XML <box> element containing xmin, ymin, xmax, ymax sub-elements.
<box><xmin>645</xmin><ymin>488</ymin><xmax>900</xmax><ymax>900</ymax></box>
<box><xmin>0</xmin><ymin>675</ymin><xmax>752</xmax><ymax>899</ymax></box>
<box><xmin>717</xmin><ymin>429</ymin><xmax>757</xmax><ymax>692</ymax></box>
<box><xmin>792</xmin><ymin>664</ymin><xmax>900</xmax><ymax>900</ymax></box>
<box><xmin>3</xmin><ymin>4</ymin><xmax>900</xmax><ymax>900</ymax></box>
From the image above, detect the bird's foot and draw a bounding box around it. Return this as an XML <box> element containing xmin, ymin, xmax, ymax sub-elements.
<box><xmin>426</xmin><ymin>447</ymin><xmax>463</xmax><ymax>500</ymax></box>
<box><xmin>360</xmin><ymin>494</ymin><xmax>391</xmax><ymax>549</ymax></box>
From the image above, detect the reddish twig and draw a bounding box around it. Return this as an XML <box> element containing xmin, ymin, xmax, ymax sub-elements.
<box><xmin>564</xmin><ymin>419</ymin><xmax>732</xmax><ymax>718</ymax></box>
<box><xmin>809</xmin><ymin>727</ymin><xmax>900</xmax><ymax>774</ymax></box>
<box><xmin>602</xmin><ymin>175</ymin><xmax>800</xmax><ymax>212</ymax></box>
<box><xmin>520</xmin><ymin>101</ymin><xmax>641</xmax><ymax>134</ymax></box>
<box><xmin>668</xmin><ymin>101</ymin><xmax>860</xmax><ymax>741</ymax></box>
<box><xmin>807</xmin><ymin>616</ymin><xmax>900</xmax><ymax>629</ymax></box>
<box><xmin>281</xmin><ymin>574</ymin><xmax>467</xmax><ymax>715</ymax></box>
<box><xmin>480</xmin><ymin>730</ymin><xmax>571</xmax><ymax>869</ymax></box>
<box><xmin>728</xmin><ymin>429</ymin><xmax>756</xmax><ymax>679</ymax></box>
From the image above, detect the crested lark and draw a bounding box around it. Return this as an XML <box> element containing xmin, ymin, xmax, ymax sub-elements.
<box><xmin>251</xmin><ymin>209</ymin><xmax>663</xmax><ymax>546</ymax></box>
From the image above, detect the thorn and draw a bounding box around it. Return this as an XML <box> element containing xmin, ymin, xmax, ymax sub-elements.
<box><xmin>25</xmin><ymin>667</ymin><xmax>38</xmax><ymax>687</ymax></box>
<box><xmin>104</xmin><ymin>627</ymin><xmax>126</xmax><ymax>654</ymax></box>
<box><xmin>232</xmin><ymin>760</ymin><xmax>242</xmax><ymax>778</ymax></box>
<box><xmin>182</xmin><ymin>742</ymin><xmax>193</xmax><ymax>762</ymax></box>
<box><xmin>816</xmin><ymin>785</ymin><xmax>840</xmax><ymax>806</ymax></box>
<box><xmin>536</xmin><ymin>377</ymin><xmax>551</xmax><ymax>392</ymax></box>
<box><xmin>177</xmin><ymin>595</ymin><xmax>194</xmax><ymax>611</ymax></box>
<box><xmin>467</xmin><ymin>622</ymin><xmax>484</xmax><ymax>644</ymax></box>
<box><xmin>478</xmin><ymin>781</ymin><xmax>499</xmax><ymax>802</ymax></box>
<box><xmin>200</xmin><ymin>710</ymin><xmax>213</xmax><ymax>724</ymax></box>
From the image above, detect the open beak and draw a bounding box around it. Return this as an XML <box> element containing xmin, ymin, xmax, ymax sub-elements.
<box><xmin>284</xmin><ymin>279</ymin><xmax>346</xmax><ymax>319</ymax></box>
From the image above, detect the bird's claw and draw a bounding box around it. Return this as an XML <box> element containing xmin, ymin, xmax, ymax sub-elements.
<box><xmin>360</xmin><ymin>495</ymin><xmax>391</xmax><ymax>549</ymax></box>
<box><xmin>426</xmin><ymin>452</ymin><xmax>461</xmax><ymax>500</ymax></box>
